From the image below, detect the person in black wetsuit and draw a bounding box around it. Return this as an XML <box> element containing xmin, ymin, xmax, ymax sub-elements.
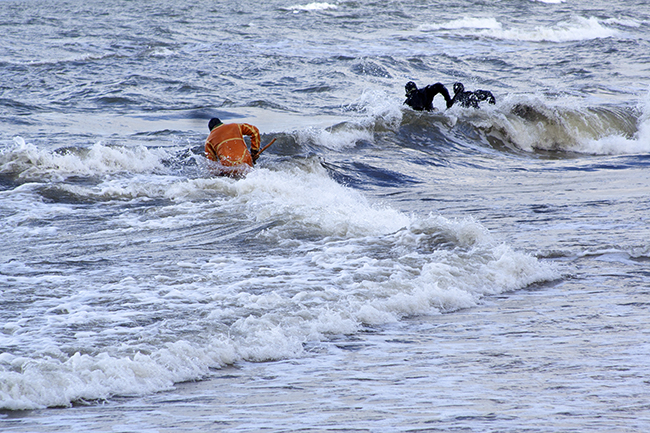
<box><xmin>449</xmin><ymin>82</ymin><xmax>496</xmax><ymax>108</ymax></box>
<box><xmin>404</xmin><ymin>81</ymin><xmax>453</xmax><ymax>111</ymax></box>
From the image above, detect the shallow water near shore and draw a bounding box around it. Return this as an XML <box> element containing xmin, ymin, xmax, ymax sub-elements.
<box><xmin>1</xmin><ymin>0</ymin><xmax>650</xmax><ymax>431</ymax></box>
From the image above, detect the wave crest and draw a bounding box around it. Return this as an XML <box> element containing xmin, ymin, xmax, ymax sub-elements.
<box><xmin>421</xmin><ymin>16</ymin><xmax>619</xmax><ymax>43</ymax></box>
<box><xmin>0</xmin><ymin>138</ymin><xmax>169</xmax><ymax>182</ymax></box>
<box><xmin>471</xmin><ymin>95</ymin><xmax>648</xmax><ymax>155</ymax></box>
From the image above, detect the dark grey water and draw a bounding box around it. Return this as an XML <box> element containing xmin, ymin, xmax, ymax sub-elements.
<box><xmin>1</xmin><ymin>0</ymin><xmax>650</xmax><ymax>431</ymax></box>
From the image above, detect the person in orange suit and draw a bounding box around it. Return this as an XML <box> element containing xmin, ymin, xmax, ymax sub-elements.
<box><xmin>204</xmin><ymin>118</ymin><xmax>261</xmax><ymax>173</ymax></box>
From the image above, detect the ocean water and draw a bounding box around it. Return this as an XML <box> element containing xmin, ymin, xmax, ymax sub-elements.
<box><xmin>1</xmin><ymin>0</ymin><xmax>650</xmax><ymax>431</ymax></box>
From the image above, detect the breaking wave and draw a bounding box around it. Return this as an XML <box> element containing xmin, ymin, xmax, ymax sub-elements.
<box><xmin>420</xmin><ymin>16</ymin><xmax>620</xmax><ymax>43</ymax></box>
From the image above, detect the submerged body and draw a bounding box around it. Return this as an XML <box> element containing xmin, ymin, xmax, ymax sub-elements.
<box><xmin>404</xmin><ymin>81</ymin><xmax>452</xmax><ymax>111</ymax></box>
<box><xmin>2</xmin><ymin>0</ymin><xmax>649</xmax><ymax>431</ymax></box>
<box><xmin>450</xmin><ymin>82</ymin><xmax>496</xmax><ymax>108</ymax></box>
<box><xmin>204</xmin><ymin>119</ymin><xmax>260</xmax><ymax>176</ymax></box>
<box><xmin>405</xmin><ymin>81</ymin><xmax>495</xmax><ymax>110</ymax></box>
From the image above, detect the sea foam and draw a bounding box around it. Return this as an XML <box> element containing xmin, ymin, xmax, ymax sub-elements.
<box><xmin>453</xmin><ymin>92</ymin><xmax>648</xmax><ymax>155</ymax></box>
<box><xmin>1</xmin><ymin>138</ymin><xmax>169</xmax><ymax>181</ymax></box>
<box><xmin>284</xmin><ymin>2</ymin><xmax>338</xmax><ymax>13</ymax></box>
<box><xmin>0</xmin><ymin>164</ymin><xmax>557</xmax><ymax>410</ymax></box>
<box><xmin>421</xmin><ymin>16</ymin><xmax>619</xmax><ymax>43</ymax></box>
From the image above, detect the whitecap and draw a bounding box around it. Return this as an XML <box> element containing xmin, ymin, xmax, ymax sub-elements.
<box><xmin>1</xmin><ymin>138</ymin><xmax>169</xmax><ymax>180</ymax></box>
<box><xmin>576</xmin><ymin>95</ymin><xmax>650</xmax><ymax>155</ymax></box>
<box><xmin>421</xmin><ymin>16</ymin><xmax>619</xmax><ymax>43</ymax></box>
<box><xmin>0</xmin><ymin>184</ymin><xmax>558</xmax><ymax>410</ymax></box>
<box><xmin>284</xmin><ymin>2</ymin><xmax>338</xmax><ymax>13</ymax></box>
<box><xmin>419</xmin><ymin>17</ymin><xmax>502</xmax><ymax>32</ymax></box>
<box><xmin>458</xmin><ymin>92</ymin><xmax>648</xmax><ymax>155</ymax></box>
<box><xmin>482</xmin><ymin>16</ymin><xmax>619</xmax><ymax>43</ymax></box>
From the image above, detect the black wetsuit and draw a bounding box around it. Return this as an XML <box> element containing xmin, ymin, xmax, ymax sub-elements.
<box><xmin>404</xmin><ymin>81</ymin><xmax>453</xmax><ymax>111</ymax></box>
<box><xmin>450</xmin><ymin>82</ymin><xmax>496</xmax><ymax>108</ymax></box>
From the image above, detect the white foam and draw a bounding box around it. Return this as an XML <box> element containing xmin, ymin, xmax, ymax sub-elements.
<box><xmin>0</xmin><ymin>141</ymin><xmax>558</xmax><ymax>410</ymax></box>
<box><xmin>4</xmin><ymin>52</ymin><xmax>113</xmax><ymax>67</ymax></box>
<box><xmin>0</xmin><ymin>183</ymin><xmax>73</xmax><ymax>238</ymax></box>
<box><xmin>461</xmin><ymin>92</ymin><xmax>648</xmax><ymax>155</ymax></box>
<box><xmin>347</xmin><ymin>88</ymin><xmax>405</xmax><ymax>130</ymax></box>
<box><xmin>490</xmin><ymin>16</ymin><xmax>618</xmax><ymax>42</ymax></box>
<box><xmin>420</xmin><ymin>17</ymin><xmax>502</xmax><ymax>32</ymax></box>
<box><xmin>421</xmin><ymin>16</ymin><xmax>619</xmax><ymax>43</ymax></box>
<box><xmin>576</xmin><ymin>92</ymin><xmax>650</xmax><ymax>155</ymax></box>
<box><xmin>285</xmin><ymin>2</ymin><xmax>338</xmax><ymax>13</ymax></box>
<box><xmin>295</xmin><ymin>125</ymin><xmax>373</xmax><ymax>151</ymax></box>
<box><xmin>147</xmin><ymin>47</ymin><xmax>176</xmax><ymax>57</ymax></box>
<box><xmin>0</xmin><ymin>211</ymin><xmax>557</xmax><ymax>409</ymax></box>
<box><xmin>1</xmin><ymin>137</ymin><xmax>168</xmax><ymax>180</ymax></box>
<box><xmin>605</xmin><ymin>18</ymin><xmax>641</xmax><ymax>29</ymax></box>
<box><xmin>0</xmin><ymin>339</ymin><xmax>238</xmax><ymax>410</ymax></box>
<box><xmin>212</xmin><ymin>164</ymin><xmax>411</xmax><ymax>238</ymax></box>
<box><xmin>308</xmin><ymin>215</ymin><xmax>556</xmax><ymax>321</ymax></box>
<box><xmin>281</xmin><ymin>89</ymin><xmax>404</xmax><ymax>152</ymax></box>
<box><xmin>576</xmin><ymin>127</ymin><xmax>650</xmax><ymax>155</ymax></box>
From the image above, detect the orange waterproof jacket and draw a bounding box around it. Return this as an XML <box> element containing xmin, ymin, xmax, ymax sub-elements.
<box><xmin>205</xmin><ymin>123</ymin><xmax>261</xmax><ymax>167</ymax></box>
